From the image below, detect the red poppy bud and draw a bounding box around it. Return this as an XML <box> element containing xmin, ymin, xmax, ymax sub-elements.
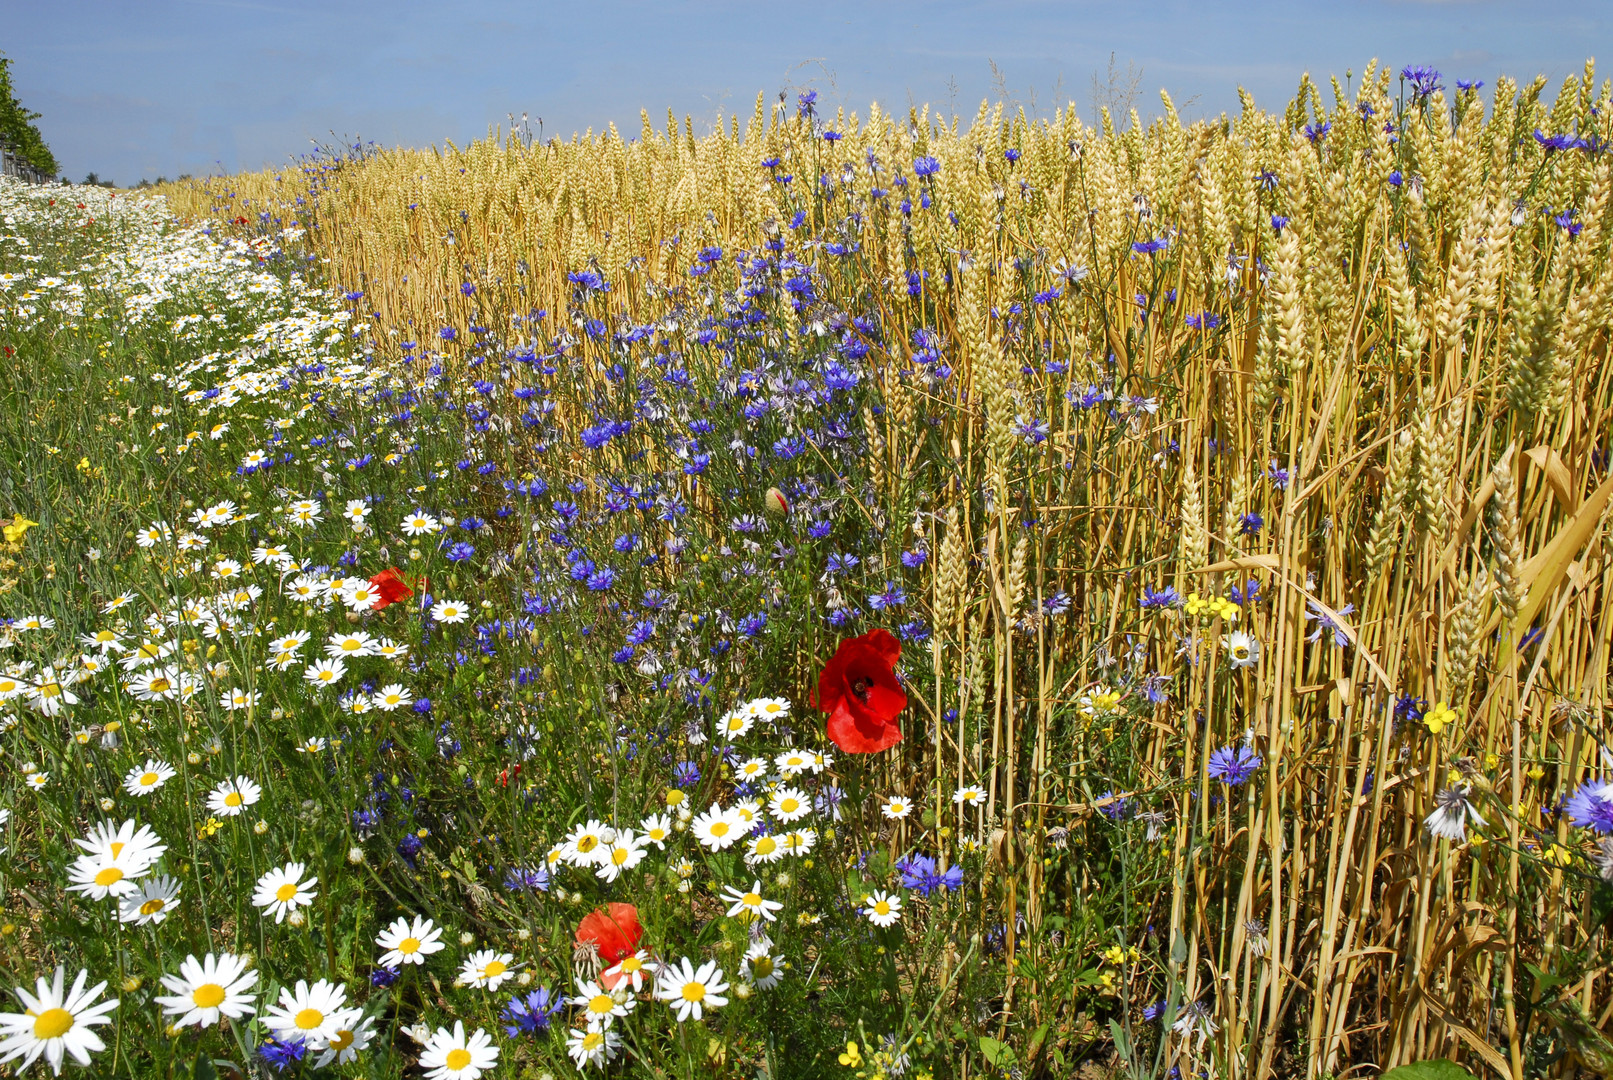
<box><xmin>816</xmin><ymin>629</ymin><xmax>907</xmax><ymax>754</ymax></box>
<box><xmin>764</xmin><ymin>487</ymin><xmax>790</xmax><ymax>515</ymax></box>
<box><xmin>575</xmin><ymin>903</ymin><xmax>643</xmax><ymax>966</ymax></box>
<box><xmin>368</xmin><ymin>567</ymin><xmax>413</xmax><ymax>610</ymax></box>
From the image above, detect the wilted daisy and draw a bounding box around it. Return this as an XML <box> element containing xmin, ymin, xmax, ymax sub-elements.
<box><xmin>862</xmin><ymin>890</ymin><xmax>903</xmax><ymax>927</ymax></box>
<box><xmin>118</xmin><ymin>875</ymin><xmax>181</xmax><ymax>925</ymax></box>
<box><xmin>262</xmin><ymin>979</ymin><xmax>347</xmax><ymax>1047</ymax></box>
<box><xmin>122</xmin><ymin>758</ymin><xmax>174</xmax><ymax>797</ymax></box>
<box><xmin>252</xmin><ymin>862</ymin><xmax>318</xmax><ymax>922</ymax></box>
<box><xmin>721</xmin><ymin>879</ymin><xmax>783</xmax><ymax>922</ymax></box>
<box><xmin>572</xmin><ymin>978</ymin><xmax>634</xmax><ymax>1030</ymax></box>
<box><xmin>565</xmin><ymin>1025</ymin><xmax>620</xmax><ymax>1069</ymax></box>
<box><xmin>0</xmin><ymin>967</ymin><xmax>118</xmax><ymax>1075</ymax></box>
<box><xmin>459</xmin><ymin>950</ymin><xmax>516</xmax><ymax>991</ymax></box>
<box><xmin>155</xmin><ymin>953</ymin><xmax>257</xmax><ymax>1029</ymax></box>
<box><xmin>1424</xmin><ymin>786</ymin><xmax>1485</xmax><ymax>842</ymax></box>
<box><xmin>207</xmin><ymin>775</ymin><xmax>261</xmax><ymax>816</ymax></box>
<box><xmin>655</xmin><ymin>957</ymin><xmax>729</xmax><ymax>1022</ymax></box>
<box><xmin>376</xmin><ymin>915</ymin><xmax>446</xmax><ymax>968</ymax></box>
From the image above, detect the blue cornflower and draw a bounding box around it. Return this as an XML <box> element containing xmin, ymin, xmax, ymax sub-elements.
<box><xmin>1256</xmin><ymin>168</ymin><xmax>1279</xmax><ymax>191</ymax></box>
<box><xmin>626</xmin><ymin>620</ymin><xmax>655</xmax><ymax>646</ymax></box>
<box><xmin>1238</xmin><ymin>512</ymin><xmax>1264</xmax><ymax>536</ymax></box>
<box><xmin>611</xmin><ymin>646</ymin><xmax>636</xmax><ymax>663</ymax></box>
<box><xmin>1303</xmin><ymin>121</ymin><xmax>1331</xmax><ymax>144</ymax></box>
<box><xmin>1098</xmin><ymin>790</ymin><xmax>1135</xmax><ymax>821</ymax></box>
<box><xmin>445</xmin><ymin>541</ymin><xmax>475</xmax><ymax>562</ymax></box>
<box><xmin>797</xmin><ymin>89</ymin><xmax>817</xmax><ymax>114</ymax></box>
<box><xmin>815</xmin><ymin>785</ymin><xmax>845</xmax><ymax>820</ymax></box>
<box><xmin>823</xmin><ymin>130</ymin><xmax>842</xmax><ymax>143</ymax></box>
<box><xmin>258</xmin><ymin>1039</ymin><xmax>308</xmax><ymax>1073</ymax></box>
<box><xmin>439</xmin><ymin>326</ymin><xmax>456</xmax><ymax>342</ymax></box>
<box><xmin>343</xmin><ymin>290</ymin><xmax>363</xmax><ymax>301</ymax></box>
<box><xmin>1394</xmin><ymin>694</ymin><xmax>1427</xmax><ymax>725</ymax></box>
<box><xmin>1229</xmin><ymin>579</ymin><xmax>1261</xmax><ymax>606</ymax></box>
<box><xmin>913</xmin><ymin>155</ymin><xmax>941</xmax><ymax>178</ymax></box>
<box><xmin>503</xmin><ymin>866</ymin><xmax>551</xmax><ymax>892</ymax></box>
<box><xmin>1140</xmin><ymin>585</ymin><xmax>1181</xmax><ymax>610</ymax></box>
<box><xmin>1131</xmin><ymin>236</ymin><xmax>1169</xmax><ymax>255</ymax></box>
<box><xmin>1456</xmin><ymin>79</ymin><xmax>1484</xmax><ymax>92</ymax></box>
<box><xmin>1033</xmin><ymin>287</ymin><xmax>1061</xmax><ymax>304</ymax></box>
<box><xmin>1143</xmin><ymin>1001</ymin><xmax>1166</xmax><ymax>1023</ymax></box>
<box><xmin>673</xmin><ymin>761</ymin><xmax>701</xmax><ymax>787</ymax></box>
<box><xmin>897</xmin><ymin>853</ymin><xmax>964</xmax><ymax>896</ymax></box>
<box><xmin>1043</xmin><ymin>591</ymin><xmax>1072</xmax><ymax>616</ymax></box>
<box><xmin>502</xmin><ymin>986</ymin><xmax>564</xmax><ymax>1037</ymax></box>
<box><xmin>901</xmin><ymin>549</ymin><xmax>928</xmax><ymax>569</ymax></box>
<box><xmin>1564</xmin><ymin>781</ymin><xmax>1613</xmax><ymax>833</ymax></box>
<box><xmin>1266</xmin><ymin>460</ymin><xmax>1290</xmax><ymax>490</ymax></box>
<box><xmin>869</xmin><ymin>582</ymin><xmax>908</xmax><ymax>610</ymax></box>
<box><xmin>1207</xmin><ymin>745</ymin><xmax>1263</xmax><ymax>786</ymax></box>
<box><xmin>737</xmin><ymin>612</ymin><xmax>767</xmax><ymax>638</ymax></box>
<box><xmin>1401</xmin><ymin>65</ymin><xmax>1444</xmax><ymax>100</ymax></box>
<box><xmin>1183</xmin><ymin>311</ymin><xmax>1221</xmax><ymax>330</ymax></box>
<box><xmin>1554</xmin><ymin>208</ymin><xmax>1584</xmax><ymax>236</ymax></box>
<box><xmin>1270</xmin><ymin>215</ymin><xmax>1289</xmax><ymax>234</ymax></box>
<box><xmin>1388</xmin><ymin>170</ymin><xmax>1404</xmax><ymax>187</ymax></box>
<box><xmin>1304</xmin><ymin>601</ymin><xmax>1356</xmax><ymax>646</ymax></box>
<box><xmin>461</xmin><ymin>281</ymin><xmax>476</xmax><ymax>296</ymax></box>
<box><xmin>586</xmin><ymin>568</ymin><xmax>617</xmax><ymax>592</ymax></box>
<box><xmin>1015</xmin><ymin>416</ymin><xmax>1050</xmax><ymax>444</ymax></box>
<box><xmin>897</xmin><ymin>619</ymin><xmax>929</xmax><ymax>643</ymax></box>
<box><xmin>370</xmin><ymin>967</ymin><xmax>399</xmax><ymax>988</ymax></box>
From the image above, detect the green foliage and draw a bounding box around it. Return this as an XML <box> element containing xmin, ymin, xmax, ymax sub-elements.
<box><xmin>1379</xmin><ymin>1061</ymin><xmax>1481</xmax><ymax>1080</ymax></box>
<box><xmin>0</xmin><ymin>52</ymin><xmax>57</xmax><ymax>176</ymax></box>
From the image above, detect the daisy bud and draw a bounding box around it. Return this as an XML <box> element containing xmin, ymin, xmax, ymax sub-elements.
<box><xmin>287</xmin><ymin>909</ymin><xmax>306</xmax><ymax>927</ymax></box>
<box><xmin>518</xmin><ymin>971</ymin><xmax>533</xmax><ymax>986</ymax></box>
<box><xmin>98</xmin><ymin>798</ymin><xmax>115</xmax><ymax>812</ymax></box>
<box><xmin>774</xmin><ymin>872</ymin><xmax>792</xmax><ymax>888</ymax></box>
<box><xmin>459</xmin><ymin>932</ymin><xmax>475</xmax><ymax>946</ymax></box>
<box><xmin>517</xmin><ymin>927</ymin><xmax>531</xmax><ymax>940</ymax></box>
<box><xmin>253</xmin><ymin>820</ymin><xmax>269</xmax><ymax>835</ymax></box>
<box><xmin>734</xmin><ymin>981</ymin><xmax>753</xmax><ymax>999</ymax></box>
<box><xmin>348</xmin><ymin>847</ymin><xmax>365</xmax><ymax>864</ymax></box>
<box><xmin>121</xmin><ymin>976</ymin><xmax>142</xmax><ymax>992</ymax></box>
<box><xmin>186</xmin><ymin>753</ymin><xmax>201</xmax><ymax>765</ymax></box>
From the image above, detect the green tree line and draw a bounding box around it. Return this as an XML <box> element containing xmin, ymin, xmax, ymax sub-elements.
<box><xmin>0</xmin><ymin>51</ymin><xmax>58</xmax><ymax>176</ymax></box>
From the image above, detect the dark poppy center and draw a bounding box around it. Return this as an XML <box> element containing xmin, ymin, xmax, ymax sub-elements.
<box><xmin>850</xmin><ymin>676</ymin><xmax>872</xmax><ymax>702</ymax></box>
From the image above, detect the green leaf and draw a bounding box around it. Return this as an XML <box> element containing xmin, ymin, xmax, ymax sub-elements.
<box><xmin>978</xmin><ymin>1037</ymin><xmax>1016</xmax><ymax>1068</ymax></box>
<box><xmin>1379</xmin><ymin>1061</ymin><xmax>1481</xmax><ymax>1080</ymax></box>
<box><xmin>191</xmin><ymin>1056</ymin><xmax>219</xmax><ymax>1080</ymax></box>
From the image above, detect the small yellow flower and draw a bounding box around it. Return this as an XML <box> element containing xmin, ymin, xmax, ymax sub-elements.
<box><xmin>839</xmin><ymin>1042</ymin><xmax>864</xmax><ymax>1068</ymax></box>
<box><xmin>1</xmin><ymin>517</ymin><xmax>37</xmax><ymax>544</ymax></box>
<box><xmin>1184</xmin><ymin>592</ymin><xmax>1208</xmax><ymax>617</ymax></box>
<box><xmin>1424</xmin><ymin>701</ymin><xmax>1458</xmax><ymax>735</ymax></box>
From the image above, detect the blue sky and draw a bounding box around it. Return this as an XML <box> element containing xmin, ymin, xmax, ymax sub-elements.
<box><xmin>6</xmin><ymin>0</ymin><xmax>1606</xmax><ymax>184</ymax></box>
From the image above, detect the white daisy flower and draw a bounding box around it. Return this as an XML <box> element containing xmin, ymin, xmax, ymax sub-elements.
<box><xmin>376</xmin><ymin>915</ymin><xmax>445</xmax><ymax>969</ymax></box>
<box><xmin>122</xmin><ymin>759</ymin><xmax>175</xmax><ymax>797</ymax></box>
<box><xmin>0</xmin><ymin>967</ymin><xmax>119</xmax><ymax>1075</ymax></box>
<box><xmin>154</xmin><ymin>953</ymin><xmax>256</xmax><ymax>1029</ymax></box>
<box><xmin>655</xmin><ymin>956</ymin><xmax>729</xmax><ymax>1022</ymax></box>
<box><xmin>252</xmin><ymin>862</ymin><xmax>318</xmax><ymax>923</ymax></box>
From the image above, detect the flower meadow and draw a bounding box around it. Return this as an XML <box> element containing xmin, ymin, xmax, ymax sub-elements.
<box><xmin>0</xmin><ymin>57</ymin><xmax>1610</xmax><ymax>1080</ymax></box>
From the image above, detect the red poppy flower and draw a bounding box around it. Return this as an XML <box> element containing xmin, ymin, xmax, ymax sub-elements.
<box><xmin>576</xmin><ymin>903</ymin><xmax>643</xmax><ymax>967</ymax></box>
<box><xmin>368</xmin><ymin>567</ymin><xmax>413</xmax><ymax>610</ymax></box>
<box><xmin>816</xmin><ymin>629</ymin><xmax>907</xmax><ymax>754</ymax></box>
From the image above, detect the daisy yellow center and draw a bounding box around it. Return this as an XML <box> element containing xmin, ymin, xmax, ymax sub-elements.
<box><xmin>743</xmin><ymin>892</ymin><xmax>761</xmax><ymax>907</ymax></box>
<box><xmin>874</xmin><ymin>901</ymin><xmax>891</xmax><ymax>915</ymax></box>
<box><xmin>764</xmin><ymin>703</ymin><xmax>782</xmax><ymax>713</ymax></box>
<box><xmin>612</xmin><ymin>848</ymin><xmax>631</xmax><ymax>866</ymax></box>
<box><xmin>620</xmin><ymin>957</ymin><xmax>642</xmax><ymax>972</ymax></box>
<box><xmin>294</xmin><ymin>1007</ymin><xmax>323</xmax><ymax>1030</ymax></box>
<box><xmin>340</xmin><ymin>640</ymin><xmax>360</xmax><ymax>651</ymax></box>
<box><xmin>140</xmin><ymin>772</ymin><xmax>159</xmax><ymax>786</ymax></box>
<box><xmin>32</xmin><ymin>1008</ymin><xmax>74</xmax><ymax>1039</ymax></box>
<box><xmin>779</xmin><ymin>799</ymin><xmax>800</xmax><ymax>814</ymax></box>
<box><xmin>94</xmin><ymin>867</ymin><xmax>124</xmax><ymax>887</ymax></box>
<box><xmin>275</xmin><ymin>882</ymin><xmax>299</xmax><ymax>902</ymax></box>
<box><xmin>224</xmin><ymin>792</ymin><xmax>243</xmax><ymax>807</ymax></box>
<box><xmin>588</xmin><ymin>993</ymin><xmax>614</xmax><ymax>1014</ymax></box>
<box><xmin>582</xmin><ymin>1032</ymin><xmax>603</xmax><ymax>1050</ymax></box>
<box><xmin>140</xmin><ymin>898</ymin><xmax>167</xmax><ymax>915</ymax></box>
<box><xmin>710</xmin><ymin>821</ymin><xmax>730</xmax><ymax>837</ymax></box>
<box><xmin>149</xmin><ymin>678</ymin><xmax>170</xmax><ymax>693</ymax></box>
<box><xmin>329</xmin><ymin>1029</ymin><xmax>354</xmax><ymax>1051</ymax></box>
<box><xmin>446</xmin><ymin>1048</ymin><xmax>473</xmax><ymax>1070</ymax></box>
<box><xmin>191</xmin><ymin>983</ymin><xmax>226</xmax><ymax>1009</ymax></box>
<box><xmin>681</xmin><ymin>982</ymin><xmax>706</xmax><ymax>1003</ymax></box>
<box><xmin>755</xmin><ymin>837</ymin><xmax>777</xmax><ymax>855</ymax></box>
<box><xmin>398</xmin><ymin>937</ymin><xmax>421</xmax><ymax>955</ymax></box>
<box><xmin>482</xmin><ymin>960</ymin><xmax>506</xmax><ymax>978</ymax></box>
<box><xmin>754</xmin><ymin>957</ymin><xmax>774</xmax><ymax>976</ymax></box>
<box><xmin>727</xmin><ymin>718</ymin><xmax>744</xmax><ymax>731</ymax></box>
<box><xmin>576</xmin><ymin>836</ymin><xmax>598</xmax><ymax>853</ymax></box>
